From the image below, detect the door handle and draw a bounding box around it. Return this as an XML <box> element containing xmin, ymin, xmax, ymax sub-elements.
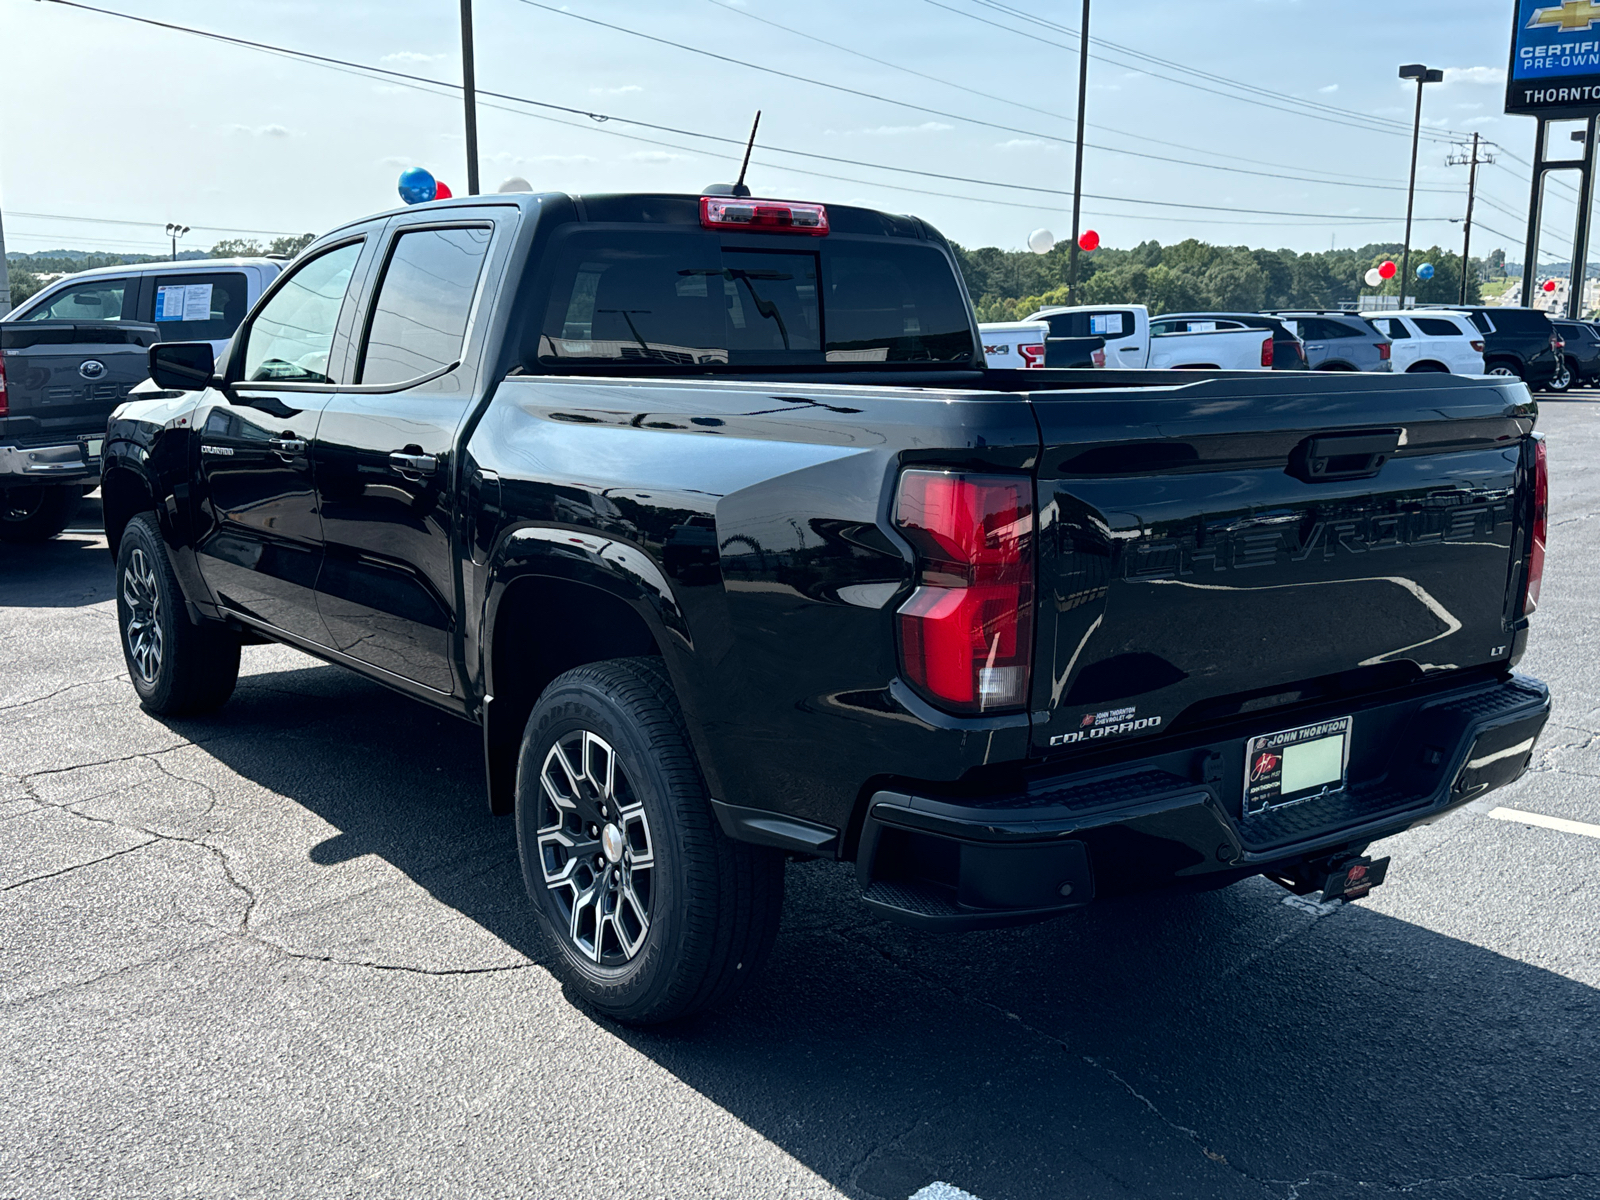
<box><xmin>389</xmin><ymin>450</ymin><xmax>438</xmax><ymax>477</ymax></box>
<box><xmin>270</xmin><ymin>436</ymin><xmax>306</xmax><ymax>456</ymax></box>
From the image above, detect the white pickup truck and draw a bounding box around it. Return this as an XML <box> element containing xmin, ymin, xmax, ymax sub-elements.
<box><xmin>1023</xmin><ymin>304</ymin><xmax>1277</xmax><ymax>370</ymax></box>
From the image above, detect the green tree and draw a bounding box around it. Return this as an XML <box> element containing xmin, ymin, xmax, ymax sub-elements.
<box><xmin>269</xmin><ymin>233</ymin><xmax>315</xmax><ymax>258</ymax></box>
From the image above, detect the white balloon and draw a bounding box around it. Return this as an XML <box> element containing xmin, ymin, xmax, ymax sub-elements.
<box><xmin>1027</xmin><ymin>228</ymin><xmax>1056</xmax><ymax>254</ymax></box>
<box><xmin>1364</xmin><ymin>267</ymin><xmax>1384</xmax><ymax>287</ymax></box>
<box><xmin>497</xmin><ymin>176</ymin><xmax>533</xmax><ymax>193</ymax></box>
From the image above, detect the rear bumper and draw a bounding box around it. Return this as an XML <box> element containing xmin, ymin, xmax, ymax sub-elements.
<box><xmin>857</xmin><ymin>673</ymin><xmax>1550</xmax><ymax>930</ymax></box>
<box><xmin>0</xmin><ymin>439</ymin><xmax>100</xmax><ymax>483</ymax></box>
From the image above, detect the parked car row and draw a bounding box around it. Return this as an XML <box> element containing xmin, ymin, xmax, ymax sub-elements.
<box><xmin>976</xmin><ymin>301</ymin><xmax>1596</xmax><ymax>393</ymax></box>
<box><xmin>0</xmin><ymin>257</ymin><xmax>283</xmax><ymax>541</ymax></box>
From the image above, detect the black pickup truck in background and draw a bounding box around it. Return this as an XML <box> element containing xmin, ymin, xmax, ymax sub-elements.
<box><xmin>102</xmin><ymin>191</ymin><xmax>1552</xmax><ymax>1023</ymax></box>
<box><xmin>0</xmin><ymin>321</ymin><xmax>158</xmax><ymax>541</ymax></box>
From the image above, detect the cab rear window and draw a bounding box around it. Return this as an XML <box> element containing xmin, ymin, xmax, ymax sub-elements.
<box><xmin>534</xmin><ymin>231</ymin><xmax>973</xmax><ymax>368</ymax></box>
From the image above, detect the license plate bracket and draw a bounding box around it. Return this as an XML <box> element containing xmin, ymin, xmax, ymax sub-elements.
<box><xmin>1243</xmin><ymin>716</ymin><xmax>1351</xmax><ymax>816</ymax></box>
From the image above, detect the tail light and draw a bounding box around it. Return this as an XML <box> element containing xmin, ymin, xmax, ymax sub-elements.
<box><xmin>1091</xmin><ymin>347</ymin><xmax>1106</xmax><ymax>368</ymax></box>
<box><xmin>1526</xmin><ymin>433</ymin><xmax>1547</xmax><ymax>614</ymax></box>
<box><xmin>0</xmin><ymin>352</ymin><xmax>7</xmax><ymax>417</ymax></box>
<box><xmin>1377</xmin><ymin>342</ymin><xmax>1392</xmax><ymax>361</ymax></box>
<box><xmin>1296</xmin><ymin>342</ymin><xmax>1307</xmax><ymax>363</ymax></box>
<box><xmin>1471</xmin><ymin>340</ymin><xmax>1485</xmax><ymax>352</ymax></box>
<box><xmin>701</xmin><ymin>196</ymin><xmax>829</xmax><ymax>235</ymax></box>
<box><xmin>1019</xmin><ymin>343</ymin><xmax>1045</xmax><ymax>368</ymax></box>
<box><xmin>1552</xmin><ymin>334</ymin><xmax>1564</xmax><ymax>352</ymax></box>
<box><xmin>1260</xmin><ymin>336</ymin><xmax>1274</xmax><ymax>368</ymax></box>
<box><xmin>894</xmin><ymin>470</ymin><xmax>1034</xmax><ymax>713</ymax></box>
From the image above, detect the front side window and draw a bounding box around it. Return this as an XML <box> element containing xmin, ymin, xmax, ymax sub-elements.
<box><xmin>22</xmin><ymin>279</ymin><xmax>132</xmax><ymax>322</ymax></box>
<box><xmin>1414</xmin><ymin>317</ymin><xmax>1466</xmax><ymax>337</ymax></box>
<box><xmin>1375</xmin><ymin>318</ymin><xmax>1411</xmax><ymax>339</ymax></box>
<box><xmin>536</xmin><ymin>232</ymin><xmax>972</xmax><ymax>368</ymax></box>
<box><xmin>359</xmin><ymin>226</ymin><xmax>492</xmax><ymax>385</ymax></box>
<box><xmin>150</xmin><ymin>272</ymin><xmax>248</xmax><ymax>342</ymax></box>
<box><xmin>242</xmin><ymin>241</ymin><xmax>362</xmax><ymax>384</ymax></box>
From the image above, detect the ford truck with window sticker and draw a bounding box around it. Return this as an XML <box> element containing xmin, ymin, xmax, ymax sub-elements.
<box><xmin>102</xmin><ymin>191</ymin><xmax>1552</xmax><ymax>1024</ymax></box>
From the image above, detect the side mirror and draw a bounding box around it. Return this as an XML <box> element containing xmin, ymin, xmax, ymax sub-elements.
<box><xmin>148</xmin><ymin>341</ymin><xmax>216</xmax><ymax>392</ymax></box>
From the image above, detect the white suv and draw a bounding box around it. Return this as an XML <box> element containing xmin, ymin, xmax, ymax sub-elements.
<box><xmin>1360</xmin><ymin>311</ymin><xmax>1486</xmax><ymax>375</ymax></box>
<box><xmin>6</xmin><ymin>257</ymin><xmax>285</xmax><ymax>359</ymax></box>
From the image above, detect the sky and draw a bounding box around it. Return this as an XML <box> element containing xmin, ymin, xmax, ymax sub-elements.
<box><xmin>0</xmin><ymin>0</ymin><xmax>1583</xmax><ymax>263</ymax></box>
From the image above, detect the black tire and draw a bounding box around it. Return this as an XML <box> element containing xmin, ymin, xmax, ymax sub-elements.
<box><xmin>115</xmin><ymin>513</ymin><xmax>240</xmax><ymax>715</ymax></box>
<box><xmin>1405</xmin><ymin>362</ymin><xmax>1449</xmax><ymax>373</ymax></box>
<box><xmin>0</xmin><ymin>485</ymin><xmax>80</xmax><ymax>543</ymax></box>
<box><xmin>1544</xmin><ymin>362</ymin><xmax>1573</xmax><ymax>393</ymax></box>
<box><xmin>514</xmin><ymin>656</ymin><xmax>784</xmax><ymax>1024</ymax></box>
<box><xmin>1485</xmin><ymin>360</ymin><xmax>1523</xmax><ymax>380</ymax></box>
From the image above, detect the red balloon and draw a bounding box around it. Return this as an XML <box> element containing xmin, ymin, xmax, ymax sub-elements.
<box><xmin>1078</xmin><ymin>229</ymin><xmax>1100</xmax><ymax>252</ymax></box>
<box><xmin>433</xmin><ymin>180</ymin><xmax>453</xmax><ymax>200</ymax></box>
<box><xmin>1378</xmin><ymin>260</ymin><xmax>1397</xmax><ymax>280</ymax></box>
<box><xmin>1544</xmin><ymin>278</ymin><xmax>1558</xmax><ymax>292</ymax></box>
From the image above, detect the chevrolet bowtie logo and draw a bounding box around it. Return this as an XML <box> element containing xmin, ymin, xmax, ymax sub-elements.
<box><xmin>1529</xmin><ymin>0</ymin><xmax>1600</xmax><ymax>31</ymax></box>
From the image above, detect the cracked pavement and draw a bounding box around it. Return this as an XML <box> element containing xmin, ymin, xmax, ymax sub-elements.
<box><xmin>2</xmin><ymin>403</ymin><xmax>1599</xmax><ymax>1200</ymax></box>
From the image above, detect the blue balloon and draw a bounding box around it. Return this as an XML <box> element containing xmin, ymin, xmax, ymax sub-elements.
<box><xmin>1416</xmin><ymin>262</ymin><xmax>1435</xmax><ymax>280</ymax></box>
<box><xmin>398</xmin><ymin>167</ymin><xmax>437</xmax><ymax>205</ymax></box>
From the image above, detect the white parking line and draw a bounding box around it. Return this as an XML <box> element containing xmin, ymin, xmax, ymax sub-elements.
<box><xmin>911</xmin><ymin>1184</ymin><xmax>985</xmax><ymax>1200</ymax></box>
<box><xmin>1488</xmin><ymin>807</ymin><xmax>1600</xmax><ymax>840</ymax></box>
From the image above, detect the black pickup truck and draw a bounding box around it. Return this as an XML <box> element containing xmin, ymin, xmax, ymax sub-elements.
<box><xmin>103</xmin><ymin>191</ymin><xmax>1552</xmax><ymax>1023</ymax></box>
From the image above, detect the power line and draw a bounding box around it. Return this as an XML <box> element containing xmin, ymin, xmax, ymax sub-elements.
<box><xmin>40</xmin><ymin>0</ymin><xmax>1462</xmax><ymax>231</ymax></box>
<box><xmin>511</xmin><ymin>0</ymin><xmax>1462</xmax><ymax>195</ymax></box>
<box><xmin>935</xmin><ymin>0</ymin><xmax>1471</xmax><ymax>146</ymax></box>
<box><xmin>9</xmin><ymin>210</ymin><xmax>303</xmax><ymax>237</ymax></box>
<box><xmin>699</xmin><ymin>0</ymin><xmax>1437</xmax><ymax>192</ymax></box>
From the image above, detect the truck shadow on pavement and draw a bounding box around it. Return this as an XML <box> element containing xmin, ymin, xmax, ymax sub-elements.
<box><xmin>186</xmin><ymin>658</ymin><xmax>1600</xmax><ymax>1200</ymax></box>
<box><xmin>0</xmin><ymin>534</ymin><xmax>116</xmax><ymax>608</ymax></box>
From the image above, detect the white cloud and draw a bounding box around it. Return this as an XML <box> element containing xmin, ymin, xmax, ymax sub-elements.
<box><xmin>589</xmin><ymin>84</ymin><xmax>643</xmax><ymax>96</ymax></box>
<box><xmin>824</xmin><ymin>122</ymin><xmax>954</xmax><ymax>136</ymax></box>
<box><xmin>996</xmin><ymin>138</ymin><xmax>1060</xmax><ymax>152</ymax></box>
<box><xmin>381</xmin><ymin>51</ymin><xmax>445</xmax><ymax>65</ymax></box>
<box><xmin>1318</xmin><ymin>83</ymin><xmax>1339</xmax><ymax>94</ymax></box>
<box><xmin>532</xmin><ymin>154</ymin><xmax>599</xmax><ymax>165</ymax></box>
<box><xmin>627</xmin><ymin>150</ymin><xmax>690</xmax><ymax>163</ymax></box>
<box><xmin>378</xmin><ymin>156</ymin><xmax>415</xmax><ymax>168</ymax></box>
<box><xmin>1444</xmin><ymin>65</ymin><xmax>1506</xmax><ymax>87</ymax></box>
<box><xmin>227</xmin><ymin>123</ymin><xmax>292</xmax><ymax>138</ymax></box>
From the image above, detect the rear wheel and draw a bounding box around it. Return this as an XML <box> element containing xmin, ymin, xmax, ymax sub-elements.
<box><xmin>1486</xmin><ymin>360</ymin><xmax>1523</xmax><ymax>379</ymax></box>
<box><xmin>0</xmin><ymin>485</ymin><xmax>80</xmax><ymax>543</ymax></box>
<box><xmin>1406</xmin><ymin>362</ymin><xmax>1449</xmax><ymax>373</ymax></box>
<box><xmin>515</xmin><ymin>656</ymin><xmax>784</xmax><ymax>1024</ymax></box>
<box><xmin>115</xmin><ymin>513</ymin><xmax>240</xmax><ymax>715</ymax></box>
<box><xmin>1545</xmin><ymin>362</ymin><xmax>1573</xmax><ymax>393</ymax></box>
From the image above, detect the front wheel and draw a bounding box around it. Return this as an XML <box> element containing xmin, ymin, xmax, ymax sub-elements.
<box><xmin>0</xmin><ymin>485</ymin><xmax>80</xmax><ymax>543</ymax></box>
<box><xmin>115</xmin><ymin>513</ymin><xmax>240</xmax><ymax>715</ymax></box>
<box><xmin>515</xmin><ymin>657</ymin><xmax>784</xmax><ymax>1024</ymax></box>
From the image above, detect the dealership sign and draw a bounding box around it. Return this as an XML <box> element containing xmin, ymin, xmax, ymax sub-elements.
<box><xmin>1508</xmin><ymin>0</ymin><xmax>1600</xmax><ymax>115</ymax></box>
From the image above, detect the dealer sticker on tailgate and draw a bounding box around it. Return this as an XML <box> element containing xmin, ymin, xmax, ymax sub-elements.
<box><xmin>1244</xmin><ymin>716</ymin><xmax>1351</xmax><ymax>816</ymax></box>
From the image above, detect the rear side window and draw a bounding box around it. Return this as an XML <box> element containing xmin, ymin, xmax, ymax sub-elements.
<box><xmin>21</xmin><ymin>278</ymin><xmax>133</xmax><ymax>322</ymax></box>
<box><xmin>360</xmin><ymin>226</ymin><xmax>492</xmax><ymax>385</ymax></box>
<box><xmin>1413</xmin><ymin>317</ymin><xmax>1466</xmax><ymax>337</ymax></box>
<box><xmin>150</xmin><ymin>272</ymin><xmax>248</xmax><ymax>342</ymax></box>
<box><xmin>1042</xmin><ymin>309</ymin><xmax>1137</xmax><ymax>339</ymax></box>
<box><xmin>536</xmin><ymin>231</ymin><xmax>973</xmax><ymax>368</ymax></box>
<box><xmin>1467</xmin><ymin>311</ymin><xmax>1495</xmax><ymax>334</ymax></box>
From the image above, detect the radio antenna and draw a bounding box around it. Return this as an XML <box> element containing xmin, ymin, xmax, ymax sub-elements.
<box><xmin>732</xmin><ymin>111</ymin><xmax>761</xmax><ymax>198</ymax></box>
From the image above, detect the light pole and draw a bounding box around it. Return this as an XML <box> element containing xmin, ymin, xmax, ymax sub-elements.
<box><xmin>1397</xmin><ymin>64</ymin><xmax>1443</xmax><ymax>311</ymax></box>
<box><xmin>165</xmin><ymin>222</ymin><xmax>190</xmax><ymax>260</ymax></box>
<box><xmin>1066</xmin><ymin>0</ymin><xmax>1090</xmax><ymax>304</ymax></box>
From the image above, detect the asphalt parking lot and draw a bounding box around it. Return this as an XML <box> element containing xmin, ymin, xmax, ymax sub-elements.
<box><xmin>2</xmin><ymin>399</ymin><xmax>1597</xmax><ymax>1200</ymax></box>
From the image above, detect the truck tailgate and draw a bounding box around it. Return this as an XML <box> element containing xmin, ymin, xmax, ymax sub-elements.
<box><xmin>1028</xmin><ymin>373</ymin><xmax>1533</xmax><ymax>754</ymax></box>
<box><xmin>0</xmin><ymin>321</ymin><xmax>159</xmax><ymax>438</ymax></box>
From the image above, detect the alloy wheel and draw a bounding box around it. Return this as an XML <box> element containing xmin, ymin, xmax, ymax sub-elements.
<box><xmin>122</xmin><ymin>547</ymin><xmax>164</xmax><ymax>684</ymax></box>
<box><xmin>536</xmin><ymin>730</ymin><xmax>655</xmax><ymax>965</ymax></box>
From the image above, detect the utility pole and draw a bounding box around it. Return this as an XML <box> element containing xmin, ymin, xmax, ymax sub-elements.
<box><xmin>0</xmin><ymin>204</ymin><xmax>11</xmax><ymax>318</ymax></box>
<box><xmin>1397</xmin><ymin>64</ymin><xmax>1443</xmax><ymax>312</ymax></box>
<box><xmin>1447</xmin><ymin>133</ymin><xmax>1493</xmax><ymax>305</ymax></box>
<box><xmin>1066</xmin><ymin>0</ymin><xmax>1090</xmax><ymax>304</ymax></box>
<box><xmin>460</xmin><ymin>0</ymin><xmax>481</xmax><ymax>195</ymax></box>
